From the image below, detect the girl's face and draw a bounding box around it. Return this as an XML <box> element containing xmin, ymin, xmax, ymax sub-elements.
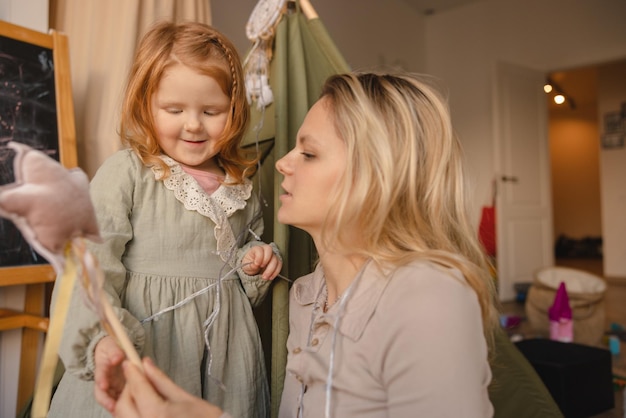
<box><xmin>275</xmin><ymin>98</ymin><xmax>347</xmax><ymax>238</ymax></box>
<box><xmin>152</xmin><ymin>63</ymin><xmax>230</xmax><ymax>173</ymax></box>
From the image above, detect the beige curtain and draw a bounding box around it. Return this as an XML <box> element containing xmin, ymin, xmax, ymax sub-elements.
<box><xmin>49</xmin><ymin>0</ymin><xmax>212</xmax><ymax>177</ymax></box>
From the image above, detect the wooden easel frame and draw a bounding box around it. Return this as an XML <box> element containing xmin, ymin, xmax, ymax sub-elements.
<box><xmin>0</xmin><ymin>20</ymin><xmax>77</xmax><ymax>414</ymax></box>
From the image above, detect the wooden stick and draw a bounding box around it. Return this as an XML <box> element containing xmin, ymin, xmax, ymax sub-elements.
<box><xmin>102</xmin><ymin>297</ymin><xmax>143</xmax><ymax>369</ymax></box>
<box><xmin>76</xmin><ymin>238</ymin><xmax>143</xmax><ymax>370</ymax></box>
<box><xmin>87</xmin><ymin>244</ymin><xmax>143</xmax><ymax>370</ymax></box>
<box><xmin>299</xmin><ymin>0</ymin><xmax>318</xmax><ymax>19</ymax></box>
<box><xmin>31</xmin><ymin>249</ymin><xmax>77</xmax><ymax>418</ymax></box>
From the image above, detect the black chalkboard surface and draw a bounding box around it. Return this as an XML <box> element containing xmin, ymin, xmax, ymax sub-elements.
<box><xmin>0</xmin><ymin>20</ymin><xmax>76</xmax><ymax>284</ymax></box>
<box><xmin>0</xmin><ymin>30</ymin><xmax>59</xmax><ymax>267</ymax></box>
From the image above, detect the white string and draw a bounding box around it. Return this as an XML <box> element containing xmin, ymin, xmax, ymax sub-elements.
<box><xmin>139</xmin><ymin>262</ymin><xmax>290</xmax><ymax>321</ymax></box>
<box><xmin>140</xmin><ymin>281</ymin><xmax>219</xmax><ymax>324</ymax></box>
<box><xmin>138</xmin><ymin>253</ymin><xmax>291</xmax><ymax>389</ymax></box>
<box><xmin>298</xmin><ymin>282</ymin><xmax>326</xmax><ymax>418</ymax></box>
<box><xmin>298</xmin><ymin>260</ymin><xmax>371</xmax><ymax>418</ymax></box>
<box><xmin>248</xmin><ymin>227</ymin><xmax>262</xmax><ymax>241</ymax></box>
<box><xmin>249</xmin><ymin>38</ymin><xmax>270</xmax><ymax>214</ymax></box>
<box><xmin>203</xmin><ymin>235</ymin><xmax>248</xmax><ymax>390</ymax></box>
<box><xmin>324</xmin><ymin>260</ymin><xmax>370</xmax><ymax>418</ymax></box>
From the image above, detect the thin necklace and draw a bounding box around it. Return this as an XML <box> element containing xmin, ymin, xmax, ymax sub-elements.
<box><xmin>323</xmin><ymin>287</ymin><xmax>345</xmax><ymax>312</ymax></box>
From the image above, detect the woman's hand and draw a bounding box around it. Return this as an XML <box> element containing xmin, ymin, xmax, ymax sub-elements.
<box><xmin>241</xmin><ymin>244</ymin><xmax>283</xmax><ymax>280</ymax></box>
<box><xmin>114</xmin><ymin>357</ymin><xmax>224</xmax><ymax>418</ymax></box>
<box><xmin>94</xmin><ymin>335</ymin><xmax>126</xmax><ymax>413</ymax></box>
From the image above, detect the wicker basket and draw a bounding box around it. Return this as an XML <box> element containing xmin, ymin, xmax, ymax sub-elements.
<box><xmin>525</xmin><ymin>266</ymin><xmax>607</xmax><ymax>346</ymax></box>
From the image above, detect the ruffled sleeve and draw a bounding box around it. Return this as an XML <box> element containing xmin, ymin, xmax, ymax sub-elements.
<box><xmin>234</xmin><ymin>191</ymin><xmax>278</xmax><ymax>308</ymax></box>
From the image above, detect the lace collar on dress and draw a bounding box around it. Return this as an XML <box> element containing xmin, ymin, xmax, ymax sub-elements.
<box><xmin>151</xmin><ymin>155</ymin><xmax>253</xmax><ymax>265</ymax></box>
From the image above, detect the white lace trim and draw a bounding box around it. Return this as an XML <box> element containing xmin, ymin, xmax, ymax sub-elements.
<box><xmin>152</xmin><ymin>156</ymin><xmax>252</xmax><ymax>265</ymax></box>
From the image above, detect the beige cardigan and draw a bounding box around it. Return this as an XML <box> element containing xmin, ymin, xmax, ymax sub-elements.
<box><xmin>279</xmin><ymin>260</ymin><xmax>493</xmax><ymax>418</ymax></box>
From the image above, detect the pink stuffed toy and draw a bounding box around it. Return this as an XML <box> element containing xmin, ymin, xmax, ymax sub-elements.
<box><xmin>0</xmin><ymin>141</ymin><xmax>100</xmax><ymax>272</ymax></box>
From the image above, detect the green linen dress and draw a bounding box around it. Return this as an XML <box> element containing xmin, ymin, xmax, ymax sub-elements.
<box><xmin>48</xmin><ymin>149</ymin><xmax>271</xmax><ymax>418</ymax></box>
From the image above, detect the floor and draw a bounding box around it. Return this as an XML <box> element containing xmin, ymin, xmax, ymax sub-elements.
<box><xmin>500</xmin><ymin>257</ymin><xmax>626</xmax><ymax>418</ymax></box>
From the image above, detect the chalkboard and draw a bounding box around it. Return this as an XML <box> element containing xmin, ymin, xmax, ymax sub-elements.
<box><xmin>0</xmin><ymin>20</ymin><xmax>76</xmax><ymax>284</ymax></box>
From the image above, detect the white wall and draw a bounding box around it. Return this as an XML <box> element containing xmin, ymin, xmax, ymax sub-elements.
<box><xmin>0</xmin><ymin>1</ymin><xmax>50</xmax><ymax>416</ymax></box>
<box><xmin>211</xmin><ymin>0</ymin><xmax>427</xmax><ymax>72</ymax></box>
<box><xmin>424</xmin><ymin>0</ymin><xmax>626</xmax><ymax>276</ymax></box>
<box><xmin>0</xmin><ymin>0</ymin><xmax>47</xmax><ymax>32</ymax></box>
<box><xmin>598</xmin><ymin>62</ymin><xmax>626</xmax><ymax>277</ymax></box>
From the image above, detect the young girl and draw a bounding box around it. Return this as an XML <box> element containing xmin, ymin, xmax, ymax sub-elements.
<box><xmin>48</xmin><ymin>21</ymin><xmax>281</xmax><ymax>418</ymax></box>
<box><xmin>107</xmin><ymin>71</ymin><xmax>499</xmax><ymax>418</ymax></box>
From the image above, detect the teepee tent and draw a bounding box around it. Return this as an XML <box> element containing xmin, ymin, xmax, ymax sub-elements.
<box><xmin>241</xmin><ymin>1</ymin><xmax>349</xmax><ymax>415</ymax></box>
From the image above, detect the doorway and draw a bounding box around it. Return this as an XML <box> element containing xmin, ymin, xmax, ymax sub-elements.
<box><xmin>547</xmin><ymin>58</ymin><xmax>626</xmax><ymax>278</ymax></box>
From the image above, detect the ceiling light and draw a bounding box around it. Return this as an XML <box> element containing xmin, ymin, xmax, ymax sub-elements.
<box><xmin>545</xmin><ymin>76</ymin><xmax>576</xmax><ymax>109</ymax></box>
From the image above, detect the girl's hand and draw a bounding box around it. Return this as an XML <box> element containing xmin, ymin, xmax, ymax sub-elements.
<box><xmin>114</xmin><ymin>357</ymin><xmax>224</xmax><ymax>418</ymax></box>
<box><xmin>241</xmin><ymin>244</ymin><xmax>283</xmax><ymax>280</ymax></box>
<box><xmin>94</xmin><ymin>335</ymin><xmax>126</xmax><ymax>413</ymax></box>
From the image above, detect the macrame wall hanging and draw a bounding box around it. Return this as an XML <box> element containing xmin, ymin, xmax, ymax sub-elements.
<box><xmin>243</xmin><ymin>0</ymin><xmax>287</xmax><ymax>110</ymax></box>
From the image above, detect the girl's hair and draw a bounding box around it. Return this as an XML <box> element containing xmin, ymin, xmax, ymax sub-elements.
<box><xmin>319</xmin><ymin>72</ymin><xmax>498</xmax><ymax>341</ymax></box>
<box><xmin>119</xmin><ymin>21</ymin><xmax>256</xmax><ymax>182</ymax></box>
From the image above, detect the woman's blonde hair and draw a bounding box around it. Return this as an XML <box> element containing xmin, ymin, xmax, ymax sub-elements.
<box><xmin>320</xmin><ymin>72</ymin><xmax>498</xmax><ymax>340</ymax></box>
<box><xmin>119</xmin><ymin>21</ymin><xmax>255</xmax><ymax>182</ymax></box>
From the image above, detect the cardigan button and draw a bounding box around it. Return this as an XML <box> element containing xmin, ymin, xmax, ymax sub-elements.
<box><xmin>293</xmin><ymin>347</ymin><xmax>302</xmax><ymax>354</ymax></box>
<box><xmin>311</xmin><ymin>338</ymin><xmax>319</xmax><ymax>346</ymax></box>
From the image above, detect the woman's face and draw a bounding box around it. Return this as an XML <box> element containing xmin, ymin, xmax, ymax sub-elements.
<box><xmin>275</xmin><ymin>98</ymin><xmax>347</xmax><ymax>238</ymax></box>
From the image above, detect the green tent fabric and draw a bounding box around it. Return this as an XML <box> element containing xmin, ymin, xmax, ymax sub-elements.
<box><xmin>489</xmin><ymin>328</ymin><xmax>564</xmax><ymax>418</ymax></box>
<box><xmin>241</xmin><ymin>3</ymin><xmax>350</xmax><ymax>417</ymax></box>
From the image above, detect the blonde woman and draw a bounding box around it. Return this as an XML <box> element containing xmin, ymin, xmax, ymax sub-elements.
<box><xmin>110</xmin><ymin>71</ymin><xmax>498</xmax><ymax>418</ymax></box>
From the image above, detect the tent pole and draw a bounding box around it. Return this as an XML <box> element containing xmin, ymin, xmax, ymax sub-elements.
<box><xmin>299</xmin><ymin>0</ymin><xmax>318</xmax><ymax>19</ymax></box>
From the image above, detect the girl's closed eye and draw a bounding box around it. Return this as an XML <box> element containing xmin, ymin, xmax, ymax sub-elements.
<box><xmin>301</xmin><ymin>152</ymin><xmax>315</xmax><ymax>160</ymax></box>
